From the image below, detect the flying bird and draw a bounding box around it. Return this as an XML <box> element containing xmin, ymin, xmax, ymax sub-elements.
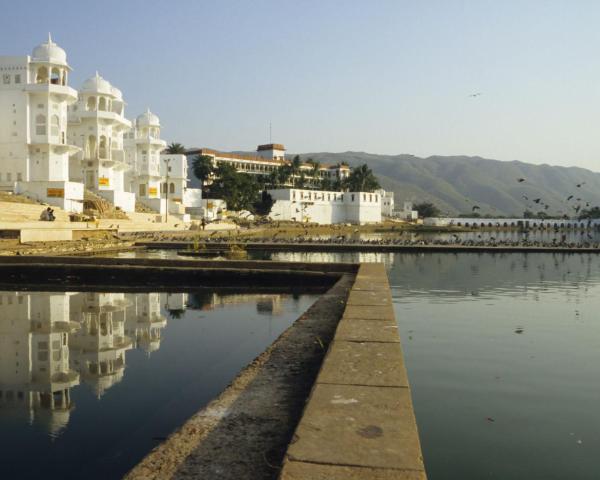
<box><xmin>472</xmin><ymin>205</ymin><xmax>480</xmax><ymax>211</ymax></box>
<box><xmin>533</xmin><ymin>198</ymin><xmax>541</xmax><ymax>204</ymax></box>
<box><xmin>517</xmin><ymin>178</ymin><xmax>526</xmax><ymax>183</ymax></box>
<box><xmin>577</xmin><ymin>182</ymin><xmax>586</xmax><ymax>188</ymax></box>
<box><xmin>522</xmin><ymin>195</ymin><xmax>528</xmax><ymax>200</ymax></box>
<box><xmin>567</xmin><ymin>195</ymin><xmax>574</xmax><ymax>201</ymax></box>
<box><xmin>468</xmin><ymin>92</ymin><xmax>482</xmax><ymax>98</ymax></box>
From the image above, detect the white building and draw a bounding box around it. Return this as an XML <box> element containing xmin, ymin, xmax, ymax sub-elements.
<box><xmin>124</xmin><ymin>109</ymin><xmax>167</xmax><ymax>213</ymax></box>
<box><xmin>376</xmin><ymin>189</ymin><xmax>395</xmax><ymax>217</ymax></box>
<box><xmin>68</xmin><ymin>72</ymin><xmax>135</xmax><ymax>212</ymax></box>
<box><xmin>160</xmin><ymin>153</ymin><xmax>202</xmax><ymax>217</ymax></box>
<box><xmin>268</xmin><ymin>188</ymin><xmax>382</xmax><ymax>225</ymax></box>
<box><xmin>0</xmin><ymin>35</ymin><xmax>83</xmax><ymax>212</ymax></box>
<box><xmin>123</xmin><ymin>110</ymin><xmax>201</xmax><ymax>219</ymax></box>
<box><xmin>186</xmin><ymin>144</ymin><xmax>351</xmax><ymax>186</ymax></box>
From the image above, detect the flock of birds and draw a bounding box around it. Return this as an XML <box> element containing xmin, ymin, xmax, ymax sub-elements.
<box><xmin>468</xmin><ymin>177</ymin><xmax>594</xmax><ymax>217</ymax></box>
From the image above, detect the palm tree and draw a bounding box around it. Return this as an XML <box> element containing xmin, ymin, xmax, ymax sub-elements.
<box><xmin>290</xmin><ymin>155</ymin><xmax>302</xmax><ymax>187</ymax></box>
<box><xmin>165</xmin><ymin>142</ymin><xmax>186</xmax><ymax>154</ymax></box>
<box><xmin>345</xmin><ymin>164</ymin><xmax>380</xmax><ymax>192</ymax></box>
<box><xmin>308</xmin><ymin>159</ymin><xmax>321</xmax><ymax>187</ymax></box>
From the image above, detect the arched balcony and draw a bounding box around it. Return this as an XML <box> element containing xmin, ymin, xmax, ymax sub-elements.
<box><xmin>87</xmin><ymin>96</ymin><xmax>96</xmax><ymax>111</ymax></box>
<box><xmin>36</xmin><ymin>66</ymin><xmax>48</xmax><ymax>84</ymax></box>
<box><xmin>98</xmin><ymin>97</ymin><xmax>107</xmax><ymax>111</ymax></box>
<box><xmin>50</xmin><ymin>67</ymin><xmax>61</xmax><ymax>85</ymax></box>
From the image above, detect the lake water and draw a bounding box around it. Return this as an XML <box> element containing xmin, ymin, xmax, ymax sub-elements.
<box><xmin>0</xmin><ymin>290</ymin><xmax>318</xmax><ymax>480</ymax></box>
<box><xmin>248</xmin><ymin>250</ymin><xmax>600</xmax><ymax>479</ymax></box>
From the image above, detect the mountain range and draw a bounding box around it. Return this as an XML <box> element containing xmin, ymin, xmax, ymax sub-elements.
<box><xmin>291</xmin><ymin>152</ymin><xmax>600</xmax><ymax>217</ymax></box>
<box><xmin>187</xmin><ymin>151</ymin><xmax>600</xmax><ymax>217</ymax></box>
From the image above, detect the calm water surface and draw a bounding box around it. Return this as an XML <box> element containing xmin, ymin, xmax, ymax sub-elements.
<box><xmin>255</xmin><ymin>250</ymin><xmax>600</xmax><ymax>480</ymax></box>
<box><xmin>0</xmin><ymin>290</ymin><xmax>317</xmax><ymax>480</ymax></box>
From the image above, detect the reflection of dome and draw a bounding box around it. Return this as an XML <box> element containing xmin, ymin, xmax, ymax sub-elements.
<box><xmin>81</xmin><ymin>72</ymin><xmax>113</xmax><ymax>95</ymax></box>
<box><xmin>32</xmin><ymin>33</ymin><xmax>68</xmax><ymax>66</ymax></box>
<box><xmin>136</xmin><ymin>108</ymin><xmax>160</xmax><ymax>127</ymax></box>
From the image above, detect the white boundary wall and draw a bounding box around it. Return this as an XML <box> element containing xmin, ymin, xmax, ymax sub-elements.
<box><xmin>268</xmin><ymin>189</ymin><xmax>382</xmax><ymax>225</ymax></box>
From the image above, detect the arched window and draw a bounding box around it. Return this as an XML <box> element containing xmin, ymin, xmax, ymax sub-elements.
<box><xmin>87</xmin><ymin>96</ymin><xmax>96</xmax><ymax>111</ymax></box>
<box><xmin>99</xmin><ymin>136</ymin><xmax>107</xmax><ymax>158</ymax></box>
<box><xmin>161</xmin><ymin>182</ymin><xmax>167</xmax><ymax>194</ymax></box>
<box><xmin>98</xmin><ymin>97</ymin><xmax>107</xmax><ymax>111</ymax></box>
<box><xmin>169</xmin><ymin>183</ymin><xmax>175</xmax><ymax>194</ymax></box>
<box><xmin>50</xmin><ymin>115</ymin><xmax>59</xmax><ymax>136</ymax></box>
<box><xmin>36</xmin><ymin>66</ymin><xmax>48</xmax><ymax>84</ymax></box>
<box><xmin>35</xmin><ymin>114</ymin><xmax>46</xmax><ymax>135</ymax></box>
<box><xmin>50</xmin><ymin>67</ymin><xmax>60</xmax><ymax>85</ymax></box>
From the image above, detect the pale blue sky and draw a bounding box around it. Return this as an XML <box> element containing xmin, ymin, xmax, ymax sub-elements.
<box><xmin>2</xmin><ymin>1</ymin><xmax>600</xmax><ymax>169</ymax></box>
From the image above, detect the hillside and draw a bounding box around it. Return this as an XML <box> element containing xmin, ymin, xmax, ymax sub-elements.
<box><xmin>186</xmin><ymin>152</ymin><xmax>600</xmax><ymax>217</ymax></box>
<box><xmin>291</xmin><ymin>153</ymin><xmax>600</xmax><ymax>217</ymax></box>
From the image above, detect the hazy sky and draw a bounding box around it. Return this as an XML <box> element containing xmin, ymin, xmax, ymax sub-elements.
<box><xmin>2</xmin><ymin>1</ymin><xmax>600</xmax><ymax>169</ymax></box>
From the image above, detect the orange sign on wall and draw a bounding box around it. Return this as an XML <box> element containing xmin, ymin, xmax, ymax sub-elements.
<box><xmin>47</xmin><ymin>188</ymin><xmax>64</xmax><ymax>198</ymax></box>
<box><xmin>98</xmin><ymin>177</ymin><xmax>110</xmax><ymax>187</ymax></box>
<box><xmin>148</xmin><ymin>187</ymin><xmax>158</xmax><ymax>197</ymax></box>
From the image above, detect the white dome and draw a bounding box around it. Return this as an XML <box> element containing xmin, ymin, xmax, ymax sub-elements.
<box><xmin>110</xmin><ymin>86</ymin><xmax>123</xmax><ymax>100</ymax></box>
<box><xmin>137</xmin><ymin>109</ymin><xmax>160</xmax><ymax>127</ymax></box>
<box><xmin>81</xmin><ymin>72</ymin><xmax>113</xmax><ymax>95</ymax></box>
<box><xmin>32</xmin><ymin>33</ymin><xmax>68</xmax><ymax>66</ymax></box>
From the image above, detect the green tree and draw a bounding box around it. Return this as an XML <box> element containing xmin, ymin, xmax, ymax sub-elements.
<box><xmin>344</xmin><ymin>164</ymin><xmax>381</xmax><ymax>192</ymax></box>
<box><xmin>320</xmin><ymin>177</ymin><xmax>333</xmax><ymax>191</ymax></box>
<box><xmin>192</xmin><ymin>155</ymin><xmax>214</xmax><ymax>184</ymax></box>
<box><xmin>414</xmin><ymin>202</ymin><xmax>441</xmax><ymax>218</ymax></box>
<box><xmin>253</xmin><ymin>190</ymin><xmax>274</xmax><ymax>216</ymax></box>
<box><xmin>308</xmin><ymin>159</ymin><xmax>321</xmax><ymax>187</ymax></box>
<box><xmin>165</xmin><ymin>142</ymin><xmax>186</xmax><ymax>154</ymax></box>
<box><xmin>523</xmin><ymin>210</ymin><xmax>535</xmax><ymax>218</ymax></box>
<box><xmin>208</xmin><ymin>163</ymin><xmax>259</xmax><ymax>211</ymax></box>
<box><xmin>290</xmin><ymin>155</ymin><xmax>302</xmax><ymax>187</ymax></box>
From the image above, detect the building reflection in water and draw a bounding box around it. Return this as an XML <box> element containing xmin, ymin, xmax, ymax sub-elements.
<box><xmin>0</xmin><ymin>290</ymin><xmax>290</xmax><ymax>436</ymax></box>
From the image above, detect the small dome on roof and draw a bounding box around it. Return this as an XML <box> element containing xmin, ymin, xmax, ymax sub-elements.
<box><xmin>81</xmin><ymin>72</ymin><xmax>113</xmax><ymax>95</ymax></box>
<box><xmin>136</xmin><ymin>108</ymin><xmax>160</xmax><ymax>127</ymax></box>
<box><xmin>32</xmin><ymin>33</ymin><xmax>68</xmax><ymax>66</ymax></box>
<box><xmin>110</xmin><ymin>86</ymin><xmax>123</xmax><ymax>100</ymax></box>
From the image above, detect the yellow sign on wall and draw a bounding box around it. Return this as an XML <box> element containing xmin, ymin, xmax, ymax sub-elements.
<box><xmin>98</xmin><ymin>177</ymin><xmax>110</xmax><ymax>187</ymax></box>
<box><xmin>148</xmin><ymin>187</ymin><xmax>158</xmax><ymax>197</ymax></box>
<box><xmin>47</xmin><ymin>188</ymin><xmax>64</xmax><ymax>198</ymax></box>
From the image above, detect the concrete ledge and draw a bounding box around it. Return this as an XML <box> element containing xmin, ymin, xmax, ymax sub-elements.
<box><xmin>280</xmin><ymin>263</ymin><xmax>426</xmax><ymax>479</ymax></box>
<box><xmin>20</xmin><ymin>228</ymin><xmax>73</xmax><ymax>243</ymax></box>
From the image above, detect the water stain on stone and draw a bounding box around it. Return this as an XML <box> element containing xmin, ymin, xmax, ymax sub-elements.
<box><xmin>357</xmin><ymin>425</ymin><xmax>383</xmax><ymax>439</ymax></box>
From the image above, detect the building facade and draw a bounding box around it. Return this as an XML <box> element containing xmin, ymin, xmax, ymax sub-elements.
<box><xmin>68</xmin><ymin>73</ymin><xmax>135</xmax><ymax>212</ymax></box>
<box><xmin>0</xmin><ymin>35</ymin><xmax>83</xmax><ymax>212</ymax></box>
<box><xmin>186</xmin><ymin>144</ymin><xmax>350</xmax><ymax>186</ymax></box>
<box><xmin>268</xmin><ymin>188</ymin><xmax>382</xmax><ymax>225</ymax></box>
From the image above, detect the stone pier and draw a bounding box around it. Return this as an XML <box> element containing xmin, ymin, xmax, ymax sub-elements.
<box><xmin>279</xmin><ymin>263</ymin><xmax>426</xmax><ymax>479</ymax></box>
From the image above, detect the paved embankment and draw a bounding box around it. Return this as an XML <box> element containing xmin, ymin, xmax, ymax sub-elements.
<box><xmin>138</xmin><ymin>240</ymin><xmax>600</xmax><ymax>254</ymax></box>
<box><xmin>279</xmin><ymin>263</ymin><xmax>426</xmax><ymax>479</ymax></box>
<box><xmin>126</xmin><ymin>273</ymin><xmax>356</xmax><ymax>480</ymax></box>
